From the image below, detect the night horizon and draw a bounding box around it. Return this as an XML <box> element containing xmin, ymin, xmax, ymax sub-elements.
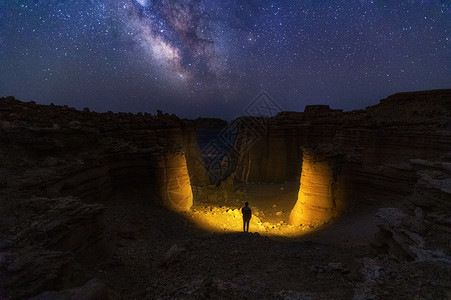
<box><xmin>0</xmin><ymin>1</ymin><xmax>450</xmax><ymax>119</ymax></box>
<box><xmin>1</xmin><ymin>1</ymin><xmax>451</xmax><ymax>298</ymax></box>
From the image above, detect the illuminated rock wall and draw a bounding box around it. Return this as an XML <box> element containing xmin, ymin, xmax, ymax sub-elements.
<box><xmin>180</xmin><ymin>124</ymin><xmax>211</xmax><ymax>187</ymax></box>
<box><xmin>0</xmin><ymin>97</ymin><xmax>198</xmax><ymax>211</ymax></box>
<box><xmin>44</xmin><ymin>149</ymin><xmax>194</xmax><ymax>212</ymax></box>
<box><xmin>234</xmin><ymin>123</ymin><xmax>337</xmax><ymax>183</ymax></box>
<box><xmin>289</xmin><ymin>146</ymin><xmax>341</xmax><ymax>226</ymax></box>
<box><xmin>234</xmin><ymin>90</ymin><xmax>451</xmax><ymax>184</ymax></box>
<box><xmin>157</xmin><ymin>151</ymin><xmax>193</xmax><ymax>212</ymax></box>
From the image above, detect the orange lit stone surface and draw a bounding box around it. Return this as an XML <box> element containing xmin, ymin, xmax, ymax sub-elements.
<box><xmin>159</xmin><ymin>151</ymin><xmax>193</xmax><ymax>212</ymax></box>
<box><xmin>289</xmin><ymin>146</ymin><xmax>340</xmax><ymax>227</ymax></box>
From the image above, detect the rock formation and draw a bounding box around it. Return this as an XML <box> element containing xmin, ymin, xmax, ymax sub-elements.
<box><xmin>0</xmin><ymin>96</ymin><xmax>205</xmax><ymax>207</ymax></box>
<box><xmin>0</xmin><ymin>196</ymin><xmax>106</xmax><ymax>299</ymax></box>
<box><xmin>0</xmin><ymin>90</ymin><xmax>450</xmax><ymax>299</ymax></box>
<box><xmin>156</xmin><ymin>150</ymin><xmax>193</xmax><ymax>212</ymax></box>
<box><xmin>233</xmin><ymin>89</ymin><xmax>451</xmax><ymax>225</ymax></box>
<box><xmin>0</xmin><ymin>96</ymin><xmax>205</xmax><ymax>298</ymax></box>
<box><xmin>289</xmin><ymin>146</ymin><xmax>343</xmax><ymax>226</ymax></box>
<box><xmin>234</xmin><ymin>89</ymin><xmax>451</xmax><ymax>180</ymax></box>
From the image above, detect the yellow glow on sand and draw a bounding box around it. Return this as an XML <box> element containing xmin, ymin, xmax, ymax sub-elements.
<box><xmin>186</xmin><ymin>205</ymin><xmax>316</xmax><ymax>237</ymax></box>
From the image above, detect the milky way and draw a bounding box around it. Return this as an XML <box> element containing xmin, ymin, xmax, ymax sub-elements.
<box><xmin>117</xmin><ymin>1</ymin><xmax>222</xmax><ymax>82</ymax></box>
<box><xmin>0</xmin><ymin>1</ymin><xmax>449</xmax><ymax>119</ymax></box>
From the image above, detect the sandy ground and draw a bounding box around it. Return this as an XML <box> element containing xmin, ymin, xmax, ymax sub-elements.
<box><xmin>87</xmin><ymin>184</ymin><xmax>385</xmax><ymax>299</ymax></box>
<box><xmin>238</xmin><ymin>182</ymin><xmax>379</xmax><ymax>244</ymax></box>
<box><xmin>80</xmin><ymin>182</ymin><xmax>450</xmax><ymax>299</ymax></box>
<box><xmin>243</xmin><ymin>182</ymin><xmax>300</xmax><ymax>225</ymax></box>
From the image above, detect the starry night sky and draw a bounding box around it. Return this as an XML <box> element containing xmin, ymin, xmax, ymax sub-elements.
<box><xmin>0</xmin><ymin>1</ymin><xmax>449</xmax><ymax>119</ymax></box>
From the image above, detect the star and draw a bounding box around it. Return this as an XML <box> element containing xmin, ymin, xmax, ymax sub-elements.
<box><xmin>0</xmin><ymin>1</ymin><xmax>448</xmax><ymax>119</ymax></box>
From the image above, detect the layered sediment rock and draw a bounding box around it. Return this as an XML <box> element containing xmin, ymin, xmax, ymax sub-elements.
<box><xmin>156</xmin><ymin>151</ymin><xmax>193</xmax><ymax>212</ymax></box>
<box><xmin>408</xmin><ymin>159</ymin><xmax>451</xmax><ymax>214</ymax></box>
<box><xmin>180</xmin><ymin>123</ymin><xmax>211</xmax><ymax>187</ymax></box>
<box><xmin>25</xmin><ymin>197</ymin><xmax>107</xmax><ymax>262</ymax></box>
<box><xmin>0</xmin><ymin>96</ymin><xmax>204</xmax><ymax>208</ymax></box>
<box><xmin>234</xmin><ymin>123</ymin><xmax>338</xmax><ymax>183</ymax></box>
<box><xmin>234</xmin><ymin>89</ymin><xmax>451</xmax><ymax>184</ymax></box>
<box><xmin>233</xmin><ymin>90</ymin><xmax>451</xmax><ymax>225</ymax></box>
<box><xmin>0</xmin><ymin>196</ymin><xmax>106</xmax><ymax>299</ymax></box>
<box><xmin>373</xmin><ymin>205</ymin><xmax>451</xmax><ymax>263</ymax></box>
<box><xmin>289</xmin><ymin>146</ymin><xmax>344</xmax><ymax>226</ymax></box>
<box><xmin>0</xmin><ymin>97</ymin><xmax>203</xmax><ymax>298</ymax></box>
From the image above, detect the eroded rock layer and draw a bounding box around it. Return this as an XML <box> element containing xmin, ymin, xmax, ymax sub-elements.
<box><xmin>0</xmin><ymin>97</ymin><xmax>202</xmax><ymax>298</ymax></box>
<box><xmin>0</xmin><ymin>196</ymin><xmax>106</xmax><ymax>299</ymax></box>
<box><xmin>0</xmin><ymin>96</ymin><xmax>203</xmax><ymax>208</ymax></box>
<box><xmin>234</xmin><ymin>90</ymin><xmax>451</xmax><ymax>184</ymax></box>
<box><xmin>233</xmin><ymin>90</ymin><xmax>451</xmax><ymax>220</ymax></box>
<box><xmin>289</xmin><ymin>146</ymin><xmax>342</xmax><ymax>226</ymax></box>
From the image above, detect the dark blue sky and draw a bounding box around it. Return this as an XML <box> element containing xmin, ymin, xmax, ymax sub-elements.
<box><xmin>0</xmin><ymin>1</ymin><xmax>449</xmax><ymax>119</ymax></box>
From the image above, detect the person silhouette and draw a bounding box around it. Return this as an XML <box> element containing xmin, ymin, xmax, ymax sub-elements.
<box><xmin>242</xmin><ymin>202</ymin><xmax>252</xmax><ymax>232</ymax></box>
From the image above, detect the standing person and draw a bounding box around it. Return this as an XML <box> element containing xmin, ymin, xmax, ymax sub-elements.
<box><xmin>242</xmin><ymin>202</ymin><xmax>252</xmax><ymax>232</ymax></box>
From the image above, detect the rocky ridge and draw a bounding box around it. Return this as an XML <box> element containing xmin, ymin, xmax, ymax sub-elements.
<box><xmin>0</xmin><ymin>91</ymin><xmax>450</xmax><ymax>299</ymax></box>
<box><xmin>0</xmin><ymin>96</ymin><xmax>207</xmax><ymax>298</ymax></box>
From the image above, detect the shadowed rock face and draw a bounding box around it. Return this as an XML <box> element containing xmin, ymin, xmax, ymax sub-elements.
<box><xmin>0</xmin><ymin>91</ymin><xmax>450</xmax><ymax>299</ymax></box>
<box><xmin>0</xmin><ymin>97</ymin><xmax>199</xmax><ymax>298</ymax></box>
<box><xmin>0</xmin><ymin>96</ymin><xmax>205</xmax><ymax>207</ymax></box>
<box><xmin>0</xmin><ymin>196</ymin><xmax>106</xmax><ymax>299</ymax></box>
<box><xmin>234</xmin><ymin>89</ymin><xmax>451</xmax><ymax>184</ymax></box>
<box><xmin>233</xmin><ymin>89</ymin><xmax>451</xmax><ymax>221</ymax></box>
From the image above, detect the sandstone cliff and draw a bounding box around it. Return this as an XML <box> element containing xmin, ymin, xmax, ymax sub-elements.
<box><xmin>0</xmin><ymin>96</ymin><xmax>210</xmax><ymax>208</ymax></box>
<box><xmin>289</xmin><ymin>146</ymin><xmax>344</xmax><ymax>226</ymax></box>
<box><xmin>233</xmin><ymin>89</ymin><xmax>451</xmax><ymax>225</ymax></box>
<box><xmin>234</xmin><ymin>89</ymin><xmax>451</xmax><ymax>184</ymax></box>
<box><xmin>0</xmin><ymin>96</ymin><xmax>210</xmax><ymax>298</ymax></box>
<box><xmin>0</xmin><ymin>91</ymin><xmax>450</xmax><ymax>298</ymax></box>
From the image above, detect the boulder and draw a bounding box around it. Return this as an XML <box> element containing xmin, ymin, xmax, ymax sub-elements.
<box><xmin>23</xmin><ymin>197</ymin><xmax>107</xmax><ymax>264</ymax></box>
<box><xmin>373</xmin><ymin>208</ymin><xmax>450</xmax><ymax>263</ymax></box>
<box><xmin>30</xmin><ymin>279</ymin><xmax>120</xmax><ymax>300</ymax></box>
<box><xmin>0</xmin><ymin>197</ymin><xmax>108</xmax><ymax>298</ymax></box>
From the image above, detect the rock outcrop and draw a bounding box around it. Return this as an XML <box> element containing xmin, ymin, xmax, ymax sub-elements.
<box><xmin>289</xmin><ymin>146</ymin><xmax>344</xmax><ymax>226</ymax></box>
<box><xmin>156</xmin><ymin>150</ymin><xmax>193</xmax><ymax>212</ymax></box>
<box><xmin>0</xmin><ymin>96</ymin><xmax>204</xmax><ymax>208</ymax></box>
<box><xmin>0</xmin><ymin>196</ymin><xmax>106</xmax><ymax>299</ymax></box>
<box><xmin>234</xmin><ymin>89</ymin><xmax>451</xmax><ymax>184</ymax></box>
<box><xmin>233</xmin><ymin>89</ymin><xmax>451</xmax><ymax>225</ymax></box>
<box><xmin>0</xmin><ymin>96</ymin><xmax>204</xmax><ymax>298</ymax></box>
<box><xmin>372</xmin><ymin>207</ymin><xmax>449</xmax><ymax>262</ymax></box>
<box><xmin>29</xmin><ymin>279</ymin><xmax>120</xmax><ymax>300</ymax></box>
<box><xmin>408</xmin><ymin>159</ymin><xmax>451</xmax><ymax>215</ymax></box>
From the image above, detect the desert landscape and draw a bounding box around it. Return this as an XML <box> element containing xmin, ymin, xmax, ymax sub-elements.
<box><xmin>0</xmin><ymin>89</ymin><xmax>450</xmax><ymax>299</ymax></box>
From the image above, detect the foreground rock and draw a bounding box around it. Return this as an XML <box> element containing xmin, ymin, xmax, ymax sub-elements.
<box><xmin>0</xmin><ymin>90</ymin><xmax>450</xmax><ymax>298</ymax></box>
<box><xmin>30</xmin><ymin>279</ymin><xmax>120</xmax><ymax>300</ymax></box>
<box><xmin>0</xmin><ymin>197</ymin><xmax>107</xmax><ymax>299</ymax></box>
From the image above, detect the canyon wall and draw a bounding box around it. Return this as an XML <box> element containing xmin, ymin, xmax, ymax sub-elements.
<box><xmin>0</xmin><ymin>97</ymin><xmax>207</xmax><ymax>298</ymax></box>
<box><xmin>289</xmin><ymin>146</ymin><xmax>344</xmax><ymax>226</ymax></box>
<box><xmin>233</xmin><ymin>89</ymin><xmax>451</xmax><ymax>223</ymax></box>
<box><xmin>0</xmin><ymin>97</ymin><xmax>204</xmax><ymax>210</ymax></box>
<box><xmin>235</xmin><ymin>90</ymin><xmax>451</xmax><ymax>184</ymax></box>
